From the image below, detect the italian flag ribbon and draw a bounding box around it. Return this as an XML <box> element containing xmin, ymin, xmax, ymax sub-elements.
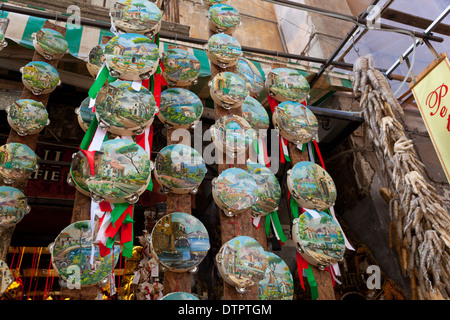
<box><xmin>252</xmin><ymin>137</ymin><xmax>270</xmax><ymax>166</ymax></box>
<box><xmin>264</xmin><ymin>211</ymin><xmax>287</xmax><ymax>244</ymax></box>
<box><xmin>267</xmin><ymin>94</ymin><xmax>290</xmax><ymax>163</ymax></box>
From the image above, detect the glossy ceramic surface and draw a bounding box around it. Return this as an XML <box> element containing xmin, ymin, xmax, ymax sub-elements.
<box><xmin>160</xmin><ymin>292</ymin><xmax>199</xmax><ymax>300</ymax></box>
<box><xmin>265</xmin><ymin>68</ymin><xmax>310</xmax><ymax>102</ymax></box>
<box><xmin>20</xmin><ymin>61</ymin><xmax>60</xmax><ymax>95</ymax></box>
<box><xmin>206</xmin><ymin>33</ymin><xmax>242</xmax><ymax>67</ymax></box>
<box><xmin>7</xmin><ymin>99</ymin><xmax>49</xmax><ymax>136</ymax></box>
<box><xmin>161</xmin><ymin>48</ymin><xmax>201</xmax><ymax>86</ymax></box>
<box><xmin>75</xmin><ymin>97</ymin><xmax>95</xmax><ymax>132</ymax></box>
<box><xmin>0</xmin><ymin>143</ymin><xmax>37</xmax><ymax>184</ymax></box>
<box><xmin>0</xmin><ymin>260</ymin><xmax>13</xmax><ymax>294</ymax></box>
<box><xmin>258</xmin><ymin>251</ymin><xmax>294</xmax><ymax>300</ymax></box>
<box><xmin>86</xmin><ymin>44</ymin><xmax>106</xmax><ymax>78</ymax></box>
<box><xmin>242</xmin><ymin>96</ymin><xmax>269</xmax><ymax>136</ymax></box>
<box><xmin>0</xmin><ymin>186</ymin><xmax>30</xmax><ymax>228</ymax></box>
<box><xmin>68</xmin><ymin>151</ymin><xmax>91</xmax><ymax>196</ymax></box>
<box><xmin>158</xmin><ymin>88</ymin><xmax>203</xmax><ymax>129</ymax></box>
<box><xmin>32</xmin><ymin>28</ymin><xmax>68</xmax><ymax>60</ymax></box>
<box><xmin>236</xmin><ymin>57</ymin><xmax>265</xmax><ymax>96</ymax></box>
<box><xmin>208</xmin><ymin>4</ymin><xmax>240</xmax><ymax>34</ymax></box>
<box><xmin>209</xmin><ymin>71</ymin><xmax>249</xmax><ymax>108</ymax></box>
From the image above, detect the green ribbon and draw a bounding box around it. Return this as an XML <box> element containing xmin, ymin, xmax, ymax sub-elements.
<box><xmin>306</xmin><ymin>264</ymin><xmax>319</xmax><ymax>300</ymax></box>
<box><xmin>146</xmin><ymin>177</ymin><xmax>153</xmax><ymax>191</ymax></box>
<box><xmin>79</xmin><ymin>116</ymin><xmax>98</xmax><ymax>151</ymax></box>
<box><xmin>290</xmin><ymin>197</ymin><xmax>299</xmax><ymax>220</ymax></box>
<box><xmin>265</xmin><ymin>211</ymin><xmax>287</xmax><ymax>243</ymax></box>
<box><xmin>122</xmin><ymin>226</ymin><xmax>134</xmax><ymax>258</ymax></box>
<box><xmin>110</xmin><ymin>202</ymin><xmax>130</xmax><ymax>227</ymax></box>
<box><xmin>88</xmin><ymin>66</ymin><xmax>109</xmax><ymax>99</ymax></box>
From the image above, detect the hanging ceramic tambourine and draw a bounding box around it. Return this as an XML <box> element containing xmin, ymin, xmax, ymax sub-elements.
<box><xmin>212</xmin><ymin>167</ymin><xmax>258</xmax><ymax>217</ymax></box>
<box><xmin>154</xmin><ymin>144</ymin><xmax>206</xmax><ymax>194</ymax></box>
<box><xmin>287</xmin><ymin>161</ymin><xmax>337</xmax><ymax>212</ymax></box>
<box><xmin>0</xmin><ymin>143</ymin><xmax>38</xmax><ymax>184</ymax></box>
<box><xmin>149</xmin><ymin>212</ymin><xmax>210</xmax><ymax>273</ymax></box>
<box><xmin>0</xmin><ymin>186</ymin><xmax>31</xmax><ymax>229</ymax></box>
<box><xmin>211</xmin><ymin>114</ymin><xmax>256</xmax><ymax>158</ymax></box>
<box><xmin>49</xmin><ymin>220</ymin><xmax>121</xmax><ymax>287</ymax></box>
<box><xmin>161</xmin><ymin>48</ymin><xmax>201</xmax><ymax>86</ymax></box>
<box><xmin>5</xmin><ymin>99</ymin><xmax>49</xmax><ymax>136</ymax></box>
<box><xmin>86</xmin><ymin>44</ymin><xmax>106</xmax><ymax>78</ymax></box>
<box><xmin>205</xmin><ymin>33</ymin><xmax>242</xmax><ymax>68</ymax></box>
<box><xmin>110</xmin><ymin>0</ymin><xmax>162</xmax><ymax>38</ymax></box>
<box><xmin>258</xmin><ymin>251</ymin><xmax>294</xmax><ymax>300</ymax></box>
<box><xmin>236</xmin><ymin>57</ymin><xmax>265</xmax><ymax>97</ymax></box>
<box><xmin>20</xmin><ymin>61</ymin><xmax>61</xmax><ymax>95</ymax></box>
<box><xmin>265</xmin><ymin>68</ymin><xmax>310</xmax><ymax>103</ymax></box>
<box><xmin>95</xmin><ymin>80</ymin><xmax>158</xmax><ymax>136</ymax></box>
<box><xmin>209</xmin><ymin>72</ymin><xmax>249</xmax><ymax>109</ymax></box>
<box><xmin>104</xmin><ymin>33</ymin><xmax>159</xmax><ymax>80</ymax></box>
<box><xmin>32</xmin><ymin>28</ymin><xmax>69</xmax><ymax>60</ymax></box>
<box><xmin>66</xmin><ymin>151</ymin><xmax>91</xmax><ymax>197</ymax></box>
<box><xmin>158</xmin><ymin>88</ymin><xmax>203</xmax><ymax>129</ymax></box>
<box><xmin>242</xmin><ymin>96</ymin><xmax>269</xmax><ymax>137</ymax></box>
<box><xmin>75</xmin><ymin>97</ymin><xmax>95</xmax><ymax>132</ymax></box>
<box><xmin>216</xmin><ymin>236</ymin><xmax>267</xmax><ymax>294</ymax></box>
<box><xmin>86</xmin><ymin>138</ymin><xmax>152</xmax><ymax>204</ymax></box>
<box><xmin>160</xmin><ymin>292</ymin><xmax>199</xmax><ymax>300</ymax></box>
<box><xmin>247</xmin><ymin>161</ymin><xmax>281</xmax><ymax>217</ymax></box>
<box><xmin>0</xmin><ymin>260</ymin><xmax>13</xmax><ymax>294</ymax></box>
<box><xmin>292</xmin><ymin>210</ymin><xmax>345</xmax><ymax>270</ymax></box>
<box><xmin>207</xmin><ymin>4</ymin><xmax>241</xmax><ymax>34</ymax></box>
<box><xmin>272</xmin><ymin>101</ymin><xmax>318</xmax><ymax>144</ymax></box>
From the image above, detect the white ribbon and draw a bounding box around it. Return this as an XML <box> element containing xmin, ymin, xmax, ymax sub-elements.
<box><xmin>144</xmin><ymin>126</ymin><xmax>151</xmax><ymax>155</ymax></box>
<box><xmin>281</xmin><ymin>136</ymin><xmax>289</xmax><ymax>159</ymax></box>
<box><xmin>96</xmin><ymin>203</ymin><xmax>114</xmax><ymax>247</ymax></box>
<box><xmin>131</xmin><ymin>80</ymin><xmax>142</xmax><ymax>91</ymax></box>
<box><xmin>329</xmin><ymin>206</ymin><xmax>355</xmax><ymax>251</ymax></box>
<box><xmin>252</xmin><ymin>216</ymin><xmax>261</xmax><ymax>228</ymax></box>
<box><xmin>88</xmin><ymin>127</ymin><xmax>107</xmax><ymax>152</ymax></box>
<box><xmin>121</xmin><ymin>135</ymin><xmax>134</xmax><ymax>141</ymax></box>
<box><xmin>88</xmin><ymin>98</ymin><xmax>96</xmax><ymax>109</ymax></box>
<box><xmin>270</xmin><ymin>215</ymin><xmax>281</xmax><ymax>240</ymax></box>
<box><xmin>257</xmin><ymin>137</ymin><xmax>265</xmax><ymax>165</ymax></box>
<box><xmin>297</xmin><ymin>143</ymin><xmax>304</xmax><ymax>151</ymax></box>
<box><xmin>303</xmin><ymin>208</ymin><xmax>322</xmax><ymax>219</ymax></box>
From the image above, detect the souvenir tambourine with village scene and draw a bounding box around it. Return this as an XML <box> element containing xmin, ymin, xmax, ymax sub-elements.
<box><xmin>258</xmin><ymin>251</ymin><xmax>294</xmax><ymax>300</ymax></box>
<box><xmin>0</xmin><ymin>186</ymin><xmax>30</xmax><ymax>229</ymax></box>
<box><xmin>85</xmin><ymin>139</ymin><xmax>152</xmax><ymax>204</ymax></box>
<box><xmin>154</xmin><ymin>144</ymin><xmax>206</xmax><ymax>195</ymax></box>
<box><xmin>212</xmin><ymin>167</ymin><xmax>258</xmax><ymax>217</ymax></box>
<box><xmin>158</xmin><ymin>88</ymin><xmax>203</xmax><ymax>129</ymax></box>
<box><xmin>210</xmin><ymin>114</ymin><xmax>256</xmax><ymax>158</ymax></box>
<box><xmin>161</xmin><ymin>48</ymin><xmax>201</xmax><ymax>86</ymax></box>
<box><xmin>6</xmin><ymin>99</ymin><xmax>49</xmax><ymax>136</ymax></box>
<box><xmin>49</xmin><ymin>220</ymin><xmax>121</xmax><ymax>287</ymax></box>
<box><xmin>94</xmin><ymin>80</ymin><xmax>158</xmax><ymax>136</ymax></box>
<box><xmin>207</xmin><ymin>3</ymin><xmax>241</xmax><ymax>34</ymax></box>
<box><xmin>0</xmin><ymin>260</ymin><xmax>13</xmax><ymax>294</ymax></box>
<box><xmin>0</xmin><ymin>143</ymin><xmax>38</xmax><ymax>185</ymax></box>
<box><xmin>216</xmin><ymin>236</ymin><xmax>267</xmax><ymax>294</ymax></box>
<box><xmin>86</xmin><ymin>44</ymin><xmax>106</xmax><ymax>78</ymax></box>
<box><xmin>246</xmin><ymin>161</ymin><xmax>281</xmax><ymax>217</ymax></box>
<box><xmin>292</xmin><ymin>210</ymin><xmax>345</xmax><ymax>270</ymax></box>
<box><xmin>287</xmin><ymin>161</ymin><xmax>337</xmax><ymax>212</ymax></box>
<box><xmin>236</xmin><ymin>58</ymin><xmax>265</xmax><ymax>98</ymax></box>
<box><xmin>209</xmin><ymin>72</ymin><xmax>249</xmax><ymax>109</ymax></box>
<box><xmin>32</xmin><ymin>28</ymin><xmax>69</xmax><ymax>60</ymax></box>
<box><xmin>104</xmin><ymin>33</ymin><xmax>159</xmax><ymax>81</ymax></box>
<box><xmin>149</xmin><ymin>212</ymin><xmax>210</xmax><ymax>273</ymax></box>
<box><xmin>205</xmin><ymin>33</ymin><xmax>242</xmax><ymax>68</ymax></box>
<box><xmin>0</xmin><ymin>18</ymin><xmax>10</xmax><ymax>51</ymax></box>
<box><xmin>266</xmin><ymin>68</ymin><xmax>310</xmax><ymax>103</ymax></box>
<box><xmin>67</xmin><ymin>151</ymin><xmax>91</xmax><ymax>197</ymax></box>
<box><xmin>110</xmin><ymin>0</ymin><xmax>162</xmax><ymax>38</ymax></box>
<box><xmin>20</xmin><ymin>61</ymin><xmax>61</xmax><ymax>95</ymax></box>
<box><xmin>242</xmin><ymin>96</ymin><xmax>270</xmax><ymax>137</ymax></box>
<box><xmin>160</xmin><ymin>292</ymin><xmax>199</xmax><ymax>300</ymax></box>
<box><xmin>272</xmin><ymin>101</ymin><xmax>319</xmax><ymax>144</ymax></box>
<box><xmin>75</xmin><ymin>97</ymin><xmax>95</xmax><ymax>132</ymax></box>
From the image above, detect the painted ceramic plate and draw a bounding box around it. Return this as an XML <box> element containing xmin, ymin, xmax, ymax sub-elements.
<box><xmin>0</xmin><ymin>143</ymin><xmax>38</xmax><ymax>184</ymax></box>
<box><xmin>32</xmin><ymin>28</ymin><xmax>68</xmax><ymax>60</ymax></box>
<box><xmin>265</xmin><ymin>68</ymin><xmax>310</xmax><ymax>103</ymax></box>
<box><xmin>236</xmin><ymin>58</ymin><xmax>265</xmax><ymax>96</ymax></box>
<box><xmin>258</xmin><ymin>251</ymin><xmax>294</xmax><ymax>300</ymax></box>
<box><xmin>50</xmin><ymin>220</ymin><xmax>121</xmax><ymax>287</ymax></box>
<box><xmin>75</xmin><ymin>97</ymin><xmax>95</xmax><ymax>132</ymax></box>
<box><xmin>247</xmin><ymin>161</ymin><xmax>281</xmax><ymax>217</ymax></box>
<box><xmin>160</xmin><ymin>292</ymin><xmax>199</xmax><ymax>300</ymax></box>
<box><xmin>95</xmin><ymin>80</ymin><xmax>158</xmax><ymax>136</ymax></box>
<box><xmin>206</xmin><ymin>33</ymin><xmax>242</xmax><ymax>68</ymax></box>
<box><xmin>273</xmin><ymin>101</ymin><xmax>318</xmax><ymax>144</ymax></box>
<box><xmin>0</xmin><ymin>186</ymin><xmax>30</xmax><ymax>228</ymax></box>
<box><xmin>86</xmin><ymin>139</ymin><xmax>151</xmax><ymax>204</ymax></box>
<box><xmin>216</xmin><ymin>236</ymin><xmax>267</xmax><ymax>293</ymax></box>
<box><xmin>150</xmin><ymin>212</ymin><xmax>210</xmax><ymax>272</ymax></box>
<box><xmin>110</xmin><ymin>0</ymin><xmax>162</xmax><ymax>37</ymax></box>
<box><xmin>158</xmin><ymin>88</ymin><xmax>203</xmax><ymax>129</ymax></box>
<box><xmin>104</xmin><ymin>33</ymin><xmax>159</xmax><ymax>81</ymax></box>
<box><xmin>161</xmin><ymin>48</ymin><xmax>201</xmax><ymax>86</ymax></box>
<box><xmin>154</xmin><ymin>144</ymin><xmax>206</xmax><ymax>194</ymax></box>
<box><xmin>292</xmin><ymin>210</ymin><xmax>345</xmax><ymax>269</ymax></box>
<box><xmin>67</xmin><ymin>151</ymin><xmax>91</xmax><ymax>196</ymax></box>
<box><xmin>208</xmin><ymin>4</ymin><xmax>241</xmax><ymax>34</ymax></box>
<box><xmin>0</xmin><ymin>260</ymin><xmax>13</xmax><ymax>294</ymax></box>
<box><xmin>209</xmin><ymin>72</ymin><xmax>249</xmax><ymax>109</ymax></box>
<box><xmin>20</xmin><ymin>61</ymin><xmax>61</xmax><ymax>95</ymax></box>
<box><xmin>242</xmin><ymin>96</ymin><xmax>270</xmax><ymax>136</ymax></box>
<box><xmin>287</xmin><ymin>161</ymin><xmax>337</xmax><ymax>211</ymax></box>
<box><xmin>6</xmin><ymin>99</ymin><xmax>49</xmax><ymax>136</ymax></box>
<box><xmin>212</xmin><ymin>167</ymin><xmax>258</xmax><ymax>216</ymax></box>
<box><xmin>211</xmin><ymin>114</ymin><xmax>256</xmax><ymax>158</ymax></box>
<box><xmin>86</xmin><ymin>44</ymin><xmax>106</xmax><ymax>78</ymax></box>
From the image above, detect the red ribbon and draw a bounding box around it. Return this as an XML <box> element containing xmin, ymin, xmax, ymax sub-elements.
<box><xmin>105</xmin><ymin>204</ymin><xmax>134</xmax><ymax>240</ymax></box>
<box><xmin>313</xmin><ymin>140</ymin><xmax>326</xmax><ymax>169</ymax></box>
<box><xmin>296</xmin><ymin>251</ymin><xmax>309</xmax><ymax>291</ymax></box>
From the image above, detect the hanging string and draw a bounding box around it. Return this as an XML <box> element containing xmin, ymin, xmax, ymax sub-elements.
<box><xmin>9</xmin><ymin>246</ymin><xmax>17</xmax><ymax>274</ymax></box>
<box><xmin>32</xmin><ymin>247</ymin><xmax>43</xmax><ymax>300</ymax></box>
<box><xmin>42</xmin><ymin>257</ymin><xmax>53</xmax><ymax>300</ymax></box>
<box><xmin>26</xmin><ymin>247</ymin><xmax>37</xmax><ymax>299</ymax></box>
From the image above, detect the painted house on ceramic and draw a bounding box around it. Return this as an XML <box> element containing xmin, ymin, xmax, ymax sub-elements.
<box><xmin>102</xmin><ymin>159</ymin><xmax>126</xmax><ymax>178</ymax></box>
